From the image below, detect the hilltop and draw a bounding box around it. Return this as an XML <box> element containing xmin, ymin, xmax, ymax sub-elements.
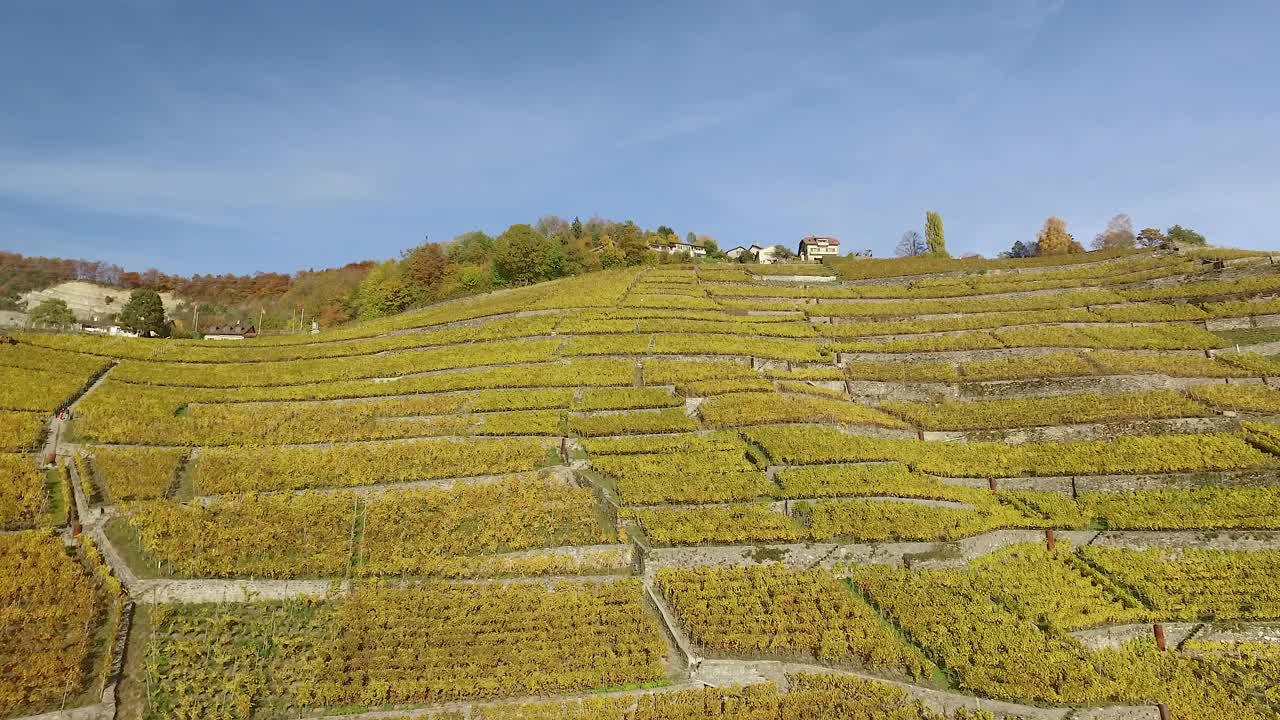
<box><xmin>3</xmin><ymin>245</ymin><xmax>1280</xmax><ymax>720</ymax></box>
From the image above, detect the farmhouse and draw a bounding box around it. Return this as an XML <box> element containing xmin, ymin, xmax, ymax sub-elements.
<box><xmin>647</xmin><ymin>241</ymin><xmax>707</xmax><ymax>257</ymax></box>
<box><xmin>724</xmin><ymin>246</ymin><xmax>748</xmax><ymax>260</ymax></box>
<box><xmin>750</xmin><ymin>244</ymin><xmax>780</xmax><ymax>264</ymax></box>
<box><xmin>203</xmin><ymin>324</ymin><xmax>257</xmax><ymax>340</ymax></box>
<box><xmin>798</xmin><ymin>236</ymin><xmax>840</xmax><ymax>262</ymax></box>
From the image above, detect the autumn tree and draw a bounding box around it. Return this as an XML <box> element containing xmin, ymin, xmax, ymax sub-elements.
<box><xmin>1167</xmin><ymin>225</ymin><xmax>1207</xmax><ymax>246</ymax></box>
<box><xmin>118</xmin><ymin>289</ymin><xmax>170</xmax><ymax>337</ymax></box>
<box><xmin>1037</xmin><ymin>217</ymin><xmax>1072</xmax><ymax>256</ymax></box>
<box><xmin>29</xmin><ymin>298</ymin><xmax>75</xmax><ymax>326</ymax></box>
<box><xmin>402</xmin><ymin>242</ymin><xmax>449</xmax><ymax>294</ymax></box>
<box><xmin>895</xmin><ymin>230</ymin><xmax>926</xmax><ymax>257</ymax></box>
<box><xmin>1137</xmin><ymin>227</ymin><xmax>1167</xmax><ymax>248</ymax></box>
<box><xmin>925</xmin><ymin>211</ymin><xmax>948</xmax><ymax>257</ymax></box>
<box><xmin>1092</xmin><ymin>214</ymin><xmax>1136</xmax><ymax>250</ymax></box>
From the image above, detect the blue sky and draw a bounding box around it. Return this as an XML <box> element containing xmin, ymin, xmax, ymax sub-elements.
<box><xmin>2</xmin><ymin>1</ymin><xmax>1277</xmax><ymax>274</ymax></box>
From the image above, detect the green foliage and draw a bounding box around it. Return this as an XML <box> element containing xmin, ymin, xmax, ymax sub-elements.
<box><xmin>29</xmin><ymin>298</ymin><xmax>75</xmax><ymax>326</ymax></box>
<box><xmin>118</xmin><ymin>288</ymin><xmax>169</xmax><ymax>337</ymax></box>
<box><xmin>924</xmin><ymin>210</ymin><xmax>947</xmax><ymax>257</ymax></box>
<box><xmin>1167</xmin><ymin>224</ymin><xmax>1207</xmax><ymax>246</ymax></box>
<box><xmin>492</xmin><ymin>224</ymin><xmax>557</xmax><ymax>286</ymax></box>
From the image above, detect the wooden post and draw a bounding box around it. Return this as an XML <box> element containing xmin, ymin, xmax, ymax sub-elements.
<box><xmin>1045</xmin><ymin>528</ymin><xmax>1055</xmax><ymax>551</ymax></box>
<box><xmin>1154</xmin><ymin>623</ymin><xmax>1167</xmax><ymax>651</ymax></box>
<box><xmin>988</xmin><ymin>477</ymin><xmax>998</xmax><ymax>493</ymax></box>
<box><xmin>559</xmin><ymin>437</ymin><xmax>568</xmax><ymax>463</ymax></box>
<box><xmin>1157</xmin><ymin>703</ymin><xmax>1171</xmax><ymax>720</ymax></box>
<box><xmin>71</xmin><ymin>519</ymin><xmax>81</xmax><ymax>537</ymax></box>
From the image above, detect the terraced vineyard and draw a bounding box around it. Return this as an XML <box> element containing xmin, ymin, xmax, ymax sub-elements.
<box><xmin>6</xmin><ymin>247</ymin><xmax>1280</xmax><ymax>719</ymax></box>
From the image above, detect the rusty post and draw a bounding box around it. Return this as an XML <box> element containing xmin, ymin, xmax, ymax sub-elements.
<box><xmin>1154</xmin><ymin>623</ymin><xmax>1167</xmax><ymax>651</ymax></box>
<box><xmin>1045</xmin><ymin>528</ymin><xmax>1055</xmax><ymax>551</ymax></box>
<box><xmin>560</xmin><ymin>437</ymin><xmax>568</xmax><ymax>463</ymax></box>
<box><xmin>988</xmin><ymin>477</ymin><xmax>998</xmax><ymax>493</ymax></box>
<box><xmin>1157</xmin><ymin>703</ymin><xmax>1171</xmax><ymax>720</ymax></box>
<box><xmin>71</xmin><ymin>518</ymin><xmax>81</xmax><ymax>537</ymax></box>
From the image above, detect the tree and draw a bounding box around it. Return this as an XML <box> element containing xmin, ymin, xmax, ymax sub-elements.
<box><xmin>599</xmin><ymin>241</ymin><xmax>627</xmax><ymax>269</ymax></box>
<box><xmin>656</xmin><ymin>225</ymin><xmax>676</xmax><ymax>239</ymax></box>
<box><xmin>571</xmin><ymin>216</ymin><xmax>583</xmax><ymax>239</ymax></box>
<box><xmin>998</xmin><ymin>240</ymin><xmax>1034</xmax><ymax>259</ymax></box>
<box><xmin>355</xmin><ymin>261</ymin><xmax>416</xmax><ymax>319</ymax></box>
<box><xmin>1037</xmin><ymin>217</ymin><xmax>1072</xmax><ymax>256</ymax></box>
<box><xmin>1166</xmin><ymin>225</ymin><xmax>1207</xmax><ymax>246</ymax></box>
<box><xmin>30</xmin><ymin>298</ymin><xmax>75</xmax><ymax>326</ymax></box>
<box><xmin>1092</xmin><ymin>214</ymin><xmax>1136</xmax><ymax>250</ymax></box>
<box><xmin>118</xmin><ymin>289</ymin><xmax>170</xmax><ymax>337</ymax></box>
<box><xmin>402</xmin><ymin>242</ymin><xmax>449</xmax><ymax>294</ymax></box>
<box><xmin>695</xmin><ymin>234</ymin><xmax>719</xmax><ymax>254</ymax></box>
<box><xmin>613</xmin><ymin>222</ymin><xmax>650</xmax><ymax>265</ymax></box>
<box><xmin>895</xmin><ymin>230</ymin><xmax>926</xmax><ymax>257</ymax></box>
<box><xmin>686</xmin><ymin>231</ymin><xmax>696</xmax><ymax>244</ymax></box>
<box><xmin>535</xmin><ymin>215</ymin><xmax>571</xmax><ymax>240</ymax></box>
<box><xmin>772</xmin><ymin>245</ymin><xmax>796</xmax><ymax>260</ymax></box>
<box><xmin>925</xmin><ymin>211</ymin><xmax>948</xmax><ymax>257</ymax></box>
<box><xmin>446</xmin><ymin>231</ymin><xmax>495</xmax><ymax>265</ymax></box>
<box><xmin>1137</xmin><ymin>227</ymin><xmax>1167</xmax><ymax>248</ymax></box>
<box><xmin>492</xmin><ymin>224</ymin><xmax>555</xmax><ymax>286</ymax></box>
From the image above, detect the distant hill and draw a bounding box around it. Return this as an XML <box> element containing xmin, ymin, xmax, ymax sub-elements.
<box><xmin>21</xmin><ymin>281</ymin><xmax>181</xmax><ymax>323</ymax></box>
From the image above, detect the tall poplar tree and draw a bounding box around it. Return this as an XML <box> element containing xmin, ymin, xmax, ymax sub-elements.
<box><xmin>925</xmin><ymin>211</ymin><xmax>947</xmax><ymax>257</ymax></box>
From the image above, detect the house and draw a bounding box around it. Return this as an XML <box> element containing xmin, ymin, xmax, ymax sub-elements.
<box><xmin>798</xmin><ymin>236</ymin><xmax>840</xmax><ymax>262</ymax></box>
<box><xmin>750</xmin><ymin>244</ymin><xmax>780</xmax><ymax>264</ymax></box>
<box><xmin>83</xmin><ymin>324</ymin><xmax>137</xmax><ymax>337</ymax></box>
<box><xmin>203</xmin><ymin>324</ymin><xmax>257</xmax><ymax>341</ymax></box>
<box><xmin>648</xmin><ymin>241</ymin><xmax>707</xmax><ymax>257</ymax></box>
<box><xmin>724</xmin><ymin>246</ymin><xmax>748</xmax><ymax>260</ymax></box>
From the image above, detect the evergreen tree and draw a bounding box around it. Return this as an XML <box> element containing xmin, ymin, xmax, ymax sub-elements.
<box><xmin>118</xmin><ymin>289</ymin><xmax>170</xmax><ymax>337</ymax></box>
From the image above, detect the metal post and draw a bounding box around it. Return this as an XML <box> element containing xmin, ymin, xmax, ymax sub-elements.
<box><xmin>1045</xmin><ymin>528</ymin><xmax>1055</xmax><ymax>551</ymax></box>
<box><xmin>1154</xmin><ymin>623</ymin><xmax>1167</xmax><ymax>651</ymax></box>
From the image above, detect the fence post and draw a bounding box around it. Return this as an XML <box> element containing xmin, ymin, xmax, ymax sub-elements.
<box><xmin>988</xmin><ymin>477</ymin><xmax>998</xmax><ymax>493</ymax></box>
<box><xmin>1157</xmin><ymin>703</ymin><xmax>1171</xmax><ymax>720</ymax></box>
<box><xmin>1153</xmin><ymin>623</ymin><xmax>1167</xmax><ymax>651</ymax></box>
<box><xmin>1045</xmin><ymin>528</ymin><xmax>1055</xmax><ymax>551</ymax></box>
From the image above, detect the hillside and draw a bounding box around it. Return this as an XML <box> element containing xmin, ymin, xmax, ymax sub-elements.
<box><xmin>21</xmin><ymin>281</ymin><xmax>182</xmax><ymax>322</ymax></box>
<box><xmin>4</xmin><ymin>246</ymin><xmax>1280</xmax><ymax>720</ymax></box>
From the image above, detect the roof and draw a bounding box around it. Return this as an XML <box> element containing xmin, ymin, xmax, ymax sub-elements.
<box><xmin>204</xmin><ymin>324</ymin><xmax>257</xmax><ymax>335</ymax></box>
<box><xmin>800</xmin><ymin>236</ymin><xmax>839</xmax><ymax>245</ymax></box>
